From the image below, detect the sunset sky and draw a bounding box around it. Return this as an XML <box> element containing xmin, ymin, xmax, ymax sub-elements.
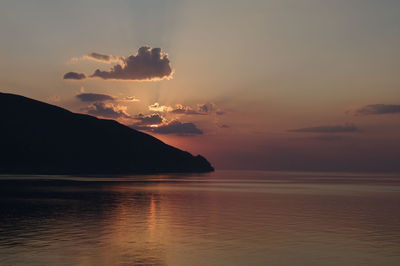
<box><xmin>1</xmin><ymin>0</ymin><xmax>400</xmax><ymax>172</ymax></box>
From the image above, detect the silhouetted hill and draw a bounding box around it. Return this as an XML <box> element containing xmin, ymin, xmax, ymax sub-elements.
<box><xmin>0</xmin><ymin>92</ymin><xmax>214</xmax><ymax>174</ymax></box>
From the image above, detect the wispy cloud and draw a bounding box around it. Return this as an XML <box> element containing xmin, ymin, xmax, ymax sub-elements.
<box><xmin>70</xmin><ymin>52</ymin><xmax>123</xmax><ymax>64</ymax></box>
<box><xmin>289</xmin><ymin>124</ymin><xmax>358</xmax><ymax>133</ymax></box>
<box><xmin>86</xmin><ymin>52</ymin><xmax>123</xmax><ymax>63</ymax></box>
<box><xmin>120</xmin><ymin>96</ymin><xmax>140</xmax><ymax>102</ymax></box>
<box><xmin>354</xmin><ymin>104</ymin><xmax>400</xmax><ymax>115</ymax></box>
<box><xmin>170</xmin><ymin>104</ymin><xmax>204</xmax><ymax>115</ymax></box>
<box><xmin>76</xmin><ymin>93</ymin><xmax>115</xmax><ymax>102</ymax></box>
<box><xmin>148</xmin><ymin>102</ymin><xmax>223</xmax><ymax>116</ymax></box>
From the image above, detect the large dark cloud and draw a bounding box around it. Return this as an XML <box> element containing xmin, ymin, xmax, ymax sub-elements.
<box><xmin>76</xmin><ymin>93</ymin><xmax>115</xmax><ymax>102</ymax></box>
<box><xmin>63</xmin><ymin>72</ymin><xmax>86</xmax><ymax>80</ymax></box>
<box><xmin>84</xmin><ymin>102</ymin><xmax>130</xmax><ymax>119</ymax></box>
<box><xmin>134</xmin><ymin>113</ymin><xmax>164</xmax><ymax>125</ymax></box>
<box><xmin>90</xmin><ymin>46</ymin><xmax>173</xmax><ymax>81</ymax></box>
<box><xmin>355</xmin><ymin>104</ymin><xmax>400</xmax><ymax>115</ymax></box>
<box><xmin>289</xmin><ymin>125</ymin><xmax>358</xmax><ymax>133</ymax></box>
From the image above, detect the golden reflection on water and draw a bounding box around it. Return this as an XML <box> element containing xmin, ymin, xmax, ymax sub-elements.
<box><xmin>0</xmin><ymin>171</ymin><xmax>400</xmax><ymax>266</ymax></box>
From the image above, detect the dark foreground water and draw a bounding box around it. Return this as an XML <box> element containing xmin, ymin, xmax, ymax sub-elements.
<box><xmin>0</xmin><ymin>171</ymin><xmax>400</xmax><ymax>266</ymax></box>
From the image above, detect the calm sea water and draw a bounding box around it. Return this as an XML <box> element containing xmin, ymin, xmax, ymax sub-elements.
<box><xmin>0</xmin><ymin>171</ymin><xmax>400</xmax><ymax>266</ymax></box>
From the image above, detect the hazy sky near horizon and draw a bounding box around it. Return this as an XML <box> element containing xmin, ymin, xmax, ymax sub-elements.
<box><xmin>1</xmin><ymin>0</ymin><xmax>400</xmax><ymax>172</ymax></box>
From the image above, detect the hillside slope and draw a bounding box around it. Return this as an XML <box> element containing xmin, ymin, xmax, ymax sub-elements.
<box><xmin>0</xmin><ymin>92</ymin><xmax>213</xmax><ymax>174</ymax></box>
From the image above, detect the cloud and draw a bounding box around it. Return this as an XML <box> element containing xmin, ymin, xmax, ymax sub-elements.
<box><xmin>76</xmin><ymin>93</ymin><xmax>115</xmax><ymax>102</ymax></box>
<box><xmin>69</xmin><ymin>52</ymin><xmax>123</xmax><ymax>64</ymax></box>
<box><xmin>131</xmin><ymin>120</ymin><xmax>203</xmax><ymax>136</ymax></box>
<box><xmin>87</xmin><ymin>53</ymin><xmax>113</xmax><ymax>62</ymax></box>
<box><xmin>312</xmin><ymin>135</ymin><xmax>348</xmax><ymax>141</ymax></box>
<box><xmin>170</xmin><ymin>104</ymin><xmax>204</xmax><ymax>115</ymax></box>
<box><xmin>171</xmin><ymin>103</ymin><xmax>220</xmax><ymax>115</ymax></box>
<box><xmin>90</xmin><ymin>46</ymin><xmax>173</xmax><ymax>81</ymax></box>
<box><xmin>76</xmin><ymin>93</ymin><xmax>140</xmax><ymax>104</ymax></box>
<box><xmin>148</xmin><ymin>103</ymin><xmax>202</xmax><ymax>115</ymax></box>
<box><xmin>220</xmin><ymin>124</ymin><xmax>230</xmax><ymax>128</ymax></box>
<box><xmin>197</xmin><ymin>103</ymin><xmax>215</xmax><ymax>113</ymax></box>
<box><xmin>289</xmin><ymin>124</ymin><xmax>358</xmax><ymax>133</ymax></box>
<box><xmin>152</xmin><ymin>121</ymin><xmax>203</xmax><ymax>135</ymax></box>
<box><xmin>354</xmin><ymin>104</ymin><xmax>400</xmax><ymax>115</ymax></box>
<box><xmin>148</xmin><ymin>102</ymin><xmax>224</xmax><ymax>116</ymax></box>
<box><xmin>63</xmin><ymin>72</ymin><xmax>86</xmax><ymax>80</ymax></box>
<box><xmin>121</xmin><ymin>96</ymin><xmax>140</xmax><ymax>102</ymax></box>
<box><xmin>84</xmin><ymin>102</ymin><xmax>130</xmax><ymax>119</ymax></box>
<box><xmin>198</xmin><ymin>103</ymin><xmax>225</xmax><ymax>115</ymax></box>
<box><xmin>134</xmin><ymin>113</ymin><xmax>165</xmax><ymax>125</ymax></box>
<box><xmin>86</xmin><ymin>52</ymin><xmax>123</xmax><ymax>64</ymax></box>
<box><xmin>149</xmin><ymin>102</ymin><xmax>173</xmax><ymax>112</ymax></box>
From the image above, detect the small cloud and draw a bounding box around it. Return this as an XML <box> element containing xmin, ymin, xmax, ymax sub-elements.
<box><xmin>88</xmin><ymin>53</ymin><xmax>124</xmax><ymax>64</ymax></box>
<box><xmin>83</xmin><ymin>102</ymin><xmax>130</xmax><ymax>119</ymax></box>
<box><xmin>171</xmin><ymin>104</ymin><xmax>203</xmax><ymax>115</ymax></box>
<box><xmin>197</xmin><ymin>103</ymin><xmax>215</xmax><ymax>113</ymax></box>
<box><xmin>148</xmin><ymin>102</ymin><xmax>224</xmax><ymax>116</ymax></box>
<box><xmin>198</xmin><ymin>103</ymin><xmax>224</xmax><ymax>115</ymax></box>
<box><xmin>149</xmin><ymin>102</ymin><xmax>172</xmax><ymax>112</ymax></box>
<box><xmin>289</xmin><ymin>124</ymin><xmax>358</xmax><ymax>133</ymax></box>
<box><xmin>76</xmin><ymin>93</ymin><xmax>115</xmax><ymax>102</ymax></box>
<box><xmin>70</xmin><ymin>52</ymin><xmax>123</xmax><ymax>64</ymax></box>
<box><xmin>90</xmin><ymin>46</ymin><xmax>173</xmax><ymax>81</ymax></box>
<box><xmin>220</xmin><ymin>124</ymin><xmax>230</xmax><ymax>128</ymax></box>
<box><xmin>89</xmin><ymin>52</ymin><xmax>111</xmax><ymax>61</ymax></box>
<box><xmin>63</xmin><ymin>72</ymin><xmax>86</xmax><ymax>80</ymax></box>
<box><xmin>121</xmin><ymin>96</ymin><xmax>140</xmax><ymax>102</ymax></box>
<box><xmin>354</xmin><ymin>104</ymin><xmax>400</xmax><ymax>115</ymax></box>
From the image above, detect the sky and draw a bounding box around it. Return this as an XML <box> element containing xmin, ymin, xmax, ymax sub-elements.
<box><xmin>1</xmin><ymin>0</ymin><xmax>400</xmax><ymax>172</ymax></box>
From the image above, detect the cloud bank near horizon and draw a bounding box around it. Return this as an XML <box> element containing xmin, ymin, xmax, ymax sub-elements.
<box><xmin>354</xmin><ymin>104</ymin><xmax>400</xmax><ymax>115</ymax></box>
<box><xmin>289</xmin><ymin>124</ymin><xmax>359</xmax><ymax>133</ymax></box>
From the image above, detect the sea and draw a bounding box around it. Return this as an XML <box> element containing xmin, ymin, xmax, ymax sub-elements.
<box><xmin>0</xmin><ymin>171</ymin><xmax>399</xmax><ymax>266</ymax></box>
